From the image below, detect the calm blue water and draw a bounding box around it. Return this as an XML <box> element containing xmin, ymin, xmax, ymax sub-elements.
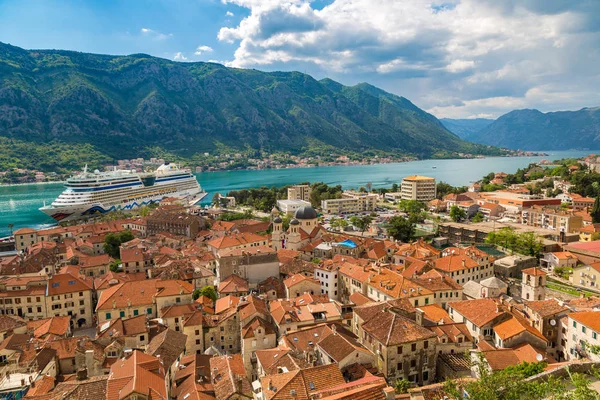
<box><xmin>0</xmin><ymin>150</ymin><xmax>590</xmax><ymax>236</ymax></box>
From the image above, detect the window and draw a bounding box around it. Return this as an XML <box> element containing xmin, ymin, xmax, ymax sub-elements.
<box><xmin>147</xmin><ymin>308</ymin><xmax>152</xmax><ymax>315</ymax></box>
<box><xmin>410</xmin><ymin>359</ymin><xmax>416</xmax><ymax>368</ymax></box>
<box><xmin>106</xmin><ymin>312</ymin><xmax>112</xmax><ymax>320</ymax></box>
<box><xmin>139</xmin><ymin>335</ymin><xmax>145</xmax><ymax>341</ymax></box>
<box><xmin>423</xmin><ymin>371</ymin><xmax>429</xmax><ymax>382</ymax></box>
<box><xmin>120</xmin><ymin>311</ymin><xmax>125</xmax><ymax>318</ymax></box>
<box><xmin>583</xmin><ymin>326</ymin><xmax>587</xmax><ymax>334</ymax></box>
<box><xmin>195</xmin><ymin>330</ymin><xmax>200</xmax><ymax>336</ymax></box>
<box><xmin>424</xmin><ymin>341</ymin><xmax>428</xmax><ymax>349</ymax></box>
<box><xmin>196</xmin><ymin>339</ymin><xmax>200</xmax><ymax>345</ymax></box>
<box><xmin>176</xmin><ymin>297</ymin><xmax>181</xmax><ymax>303</ymax></box>
<box><xmin>133</xmin><ymin>309</ymin><xmax>139</xmax><ymax>316</ymax></box>
<box><xmin>397</xmin><ymin>346</ymin><xmax>402</xmax><ymax>355</ymax></box>
<box><xmin>573</xmin><ymin>321</ymin><xmax>577</xmax><ymax>328</ymax></box>
<box><xmin>594</xmin><ymin>332</ymin><xmax>597</xmax><ymax>340</ymax></box>
<box><xmin>411</xmin><ymin>343</ymin><xmax>416</xmax><ymax>351</ymax></box>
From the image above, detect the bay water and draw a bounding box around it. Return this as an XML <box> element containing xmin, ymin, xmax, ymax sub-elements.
<box><xmin>0</xmin><ymin>150</ymin><xmax>590</xmax><ymax>236</ymax></box>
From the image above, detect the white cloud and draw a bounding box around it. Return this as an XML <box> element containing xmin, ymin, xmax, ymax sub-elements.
<box><xmin>226</xmin><ymin>11</ymin><xmax>234</xmax><ymax>17</ymax></box>
<box><xmin>195</xmin><ymin>45</ymin><xmax>214</xmax><ymax>55</ymax></box>
<box><xmin>173</xmin><ymin>52</ymin><xmax>188</xmax><ymax>61</ymax></box>
<box><xmin>445</xmin><ymin>60</ymin><xmax>475</xmax><ymax>73</ymax></box>
<box><xmin>140</xmin><ymin>27</ymin><xmax>173</xmax><ymax>40</ymax></box>
<box><xmin>216</xmin><ymin>0</ymin><xmax>600</xmax><ymax>118</ymax></box>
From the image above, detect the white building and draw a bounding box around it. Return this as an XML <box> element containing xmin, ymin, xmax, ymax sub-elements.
<box><xmin>321</xmin><ymin>192</ymin><xmax>377</xmax><ymax>215</ymax></box>
<box><xmin>276</xmin><ymin>199</ymin><xmax>311</xmax><ymax>215</ymax></box>
<box><xmin>314</xmin><ymin>264</ymin><xmax>339</xmax><ymax>301</ymax></box>
<box><xmin>566</xmin><ymin>312</ymin><xmax>600</xmax><ymax>362</ymax></box>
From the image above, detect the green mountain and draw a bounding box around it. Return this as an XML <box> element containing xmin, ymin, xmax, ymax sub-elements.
<box><xmin>464</xmin><ymin>108</ymin><xmax>600</xmax><ymax>150</ymax></box>
<box><xmin>440</xmin><ymin>118</ymin><xmax>494</xmax><ymax>139</ymax></box>
<box><xmin>0</xmin><ymin>42</ymin><xmax>502</xmax><ymax>171</ymax></box>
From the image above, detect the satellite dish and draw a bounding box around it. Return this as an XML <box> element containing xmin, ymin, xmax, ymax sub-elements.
<box><xmin>536</xmin><ymin>353</ymin><xmax>543</xmax><ymax>362</ymax></box>
<box><xmin>550</xmin><ymin>319</ymin><xmax>556</xmax><ymax>326</ymax></box>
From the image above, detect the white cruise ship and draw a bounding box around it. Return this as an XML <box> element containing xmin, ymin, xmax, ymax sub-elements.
<box><xmin>39</xmin><ymin>164</ymin><xmax>206</xmax><ymax>222</ymax></box>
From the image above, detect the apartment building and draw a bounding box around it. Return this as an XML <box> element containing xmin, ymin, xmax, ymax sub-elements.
<box><xmin>147</xmin><ymin>209</ymin><xmax>206</xmax><ymax>238</ymax></box>
<box><xmin>401</xmin><ymin>176</ymin><xmax>436</xmax><ymax>201</ymax></box>
<box><xmin>571</xmin><ymin>262</ymin><xmax>600</xmax><ymax>290</ymax></box>
<box><xmin>46</xmin><ymin>272</ymin><xmax>95</xmax><ymax>328</ymax></box>
<box><xmin>361</xmin><ymin>308</ymin><xmax>437</xmax><ymax>385</ymax></box>
<box><xmin>314</xmin><ymin>263</ymin><xmax>340</xmax><ymax>300</ymax></box>
<box><xmin>522</xmin><ymin>207</ymin><xmax>583</xmax><ymax>233</ymax></box>
<box><xmin>448</xmin><ymin>299</ymin><xmax>507</xmax><ymax>344</ymax></box>
<box><xmin>288</xmin><ymin>184</ymin><xmax>312</xmax><ymax>202</ymax></box>
<box><xmin>365</xmin><ymin>267</ymin><xmax>434</xmax><ymax>308</ymax></box>
<box><xmin>434</xmin><ymin>247</ymin><xmax>495</xmax><ymax>285</ymax></box>
<box><xmin>95</xmin><ymin>279</ymin><xmax>193</xmax><ymax>324</ymax></box>
<box><xmin>0</xmin><ymin>276</ymin><xmax>47</xmax><ymax>320</ymax></box>
<box><xmin>321</xmin><ymin>191</ymin><xmax>378</xmax><ymax>214</ymax></box>
<box><xmin>567</xmin><ymin>312</ymin><xmax>600</xmax><ymax>362</ymax></box>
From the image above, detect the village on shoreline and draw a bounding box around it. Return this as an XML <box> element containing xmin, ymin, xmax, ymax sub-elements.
<box><xmin>1</xmin><ymin>153</ymin><xmax>600</xmax><ymax>398</ymax></box>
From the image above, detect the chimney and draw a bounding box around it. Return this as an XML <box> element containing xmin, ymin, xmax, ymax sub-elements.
<box><xmin>85</xmin><ymin>349</ymin><xmax>95</xmax><ymax>374</ymax></box>
<box><xmin>415</xmin><ymin>308</ymin><xmax>424</xmax><ymax>326</ymax></box>
<box><xmin>332</xmin><ymin>325</ymin><xmax>337</xmax><ymax>335</ymax></box>
<box><xmin>77</xmin><ymin>367</ymin><xmax>88</xmax><ymax>381</ymax></box>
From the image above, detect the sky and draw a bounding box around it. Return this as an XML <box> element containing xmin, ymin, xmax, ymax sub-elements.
<box><xmin>0</xmin><ymin>0</ymin><xmax>598</xmax><ymax>119</ymax></box>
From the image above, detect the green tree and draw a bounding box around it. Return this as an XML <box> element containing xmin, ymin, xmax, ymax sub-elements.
<box><xmin>386</xmin><ymin>216</ymin><xmax>415</xmax><ymax>242</ymax></box>
<box><xmin>444</xmin><ymin>356</ymin><xmax>562</xmax><ymax>400</ymax></box>
<box><xmin>331</xmin><ymin>218</ymin><xmax>348</xmax><ymax>232</ymax></box>
<box><xmin>471</xmin><ymin>211</ymin><xmax>484</xmax><ymax>223</ymax></box>
<box><xmin>516</xmin><ymin>231</ymin><xmax>544</xmax><ymax>258</ymax></box>
<box><xmin>394</xmin><ymin>378</ymin><xmax>411</xmax><ymax>394</ymax></box>
<box><xmin>109</xmin><ymin>259</ymin><xmax>121</xmax><ymax>272</ymax></box>
<box><xmin>194</xmin><ymin>286</ymin><xmax>217</xmax><ymax>302</ymax></box>
<box><xmin>449</xmin><ymin>205</ymin><xmax>467</xmax><ymax>222</ymax></box>
<box><xmin>391</xmin><ymin>183</ymin><xmax>399</xmax><ymax>192</ymax></box>
<box><xmin>349</xmin><ymin>215</ymin><xmax>373</xmax><ymax>234</ymax></box>
<box><xmin>398</xmin><ymin>200</ymin><xmax>426</xmax><ymax>215</ymax></box>
<box><xmin>212</xmin><ymin>193</ymin><xmax>221</xmax><ymax>207</ymax></box>
<box><xmin>103</xmin><ymin>230</ymin><xmax>135</xmax><ymax>258</ymax></box>
<box><xmin>591</xmin><ymin>196</ymin><xmax>600</xmax><ymax>224</ymax></box>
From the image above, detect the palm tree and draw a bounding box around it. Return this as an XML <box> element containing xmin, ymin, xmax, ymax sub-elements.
<box><xmin>7</xmin><ymin>224</ymin><xmax>13</xmax><ymax>236</ymax></box>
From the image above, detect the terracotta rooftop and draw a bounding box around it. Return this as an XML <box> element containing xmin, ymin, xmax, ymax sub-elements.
<box><xmin>96</xmin><ymin>279</ymin><xmax>193</xmax><ymax>311</ymax></box>
<box><xmin>218</xmin><ymin>274</ymin><xmax>249</xmax><ymax>294</ymax></box>
<box><xmin>260</xmin><ymin>363</ymin><xmax>346</xmax><ymax>400</ymax></box>
<box><xmin>569</xmin><ymin>311</ymin><xmax>600</xmax><ymax>332</ymax></box>
<box><xmin>107</xmin><ymin>350</ymin><xmax>166</xmax><ymax>400</ymax></box>
<box><xmin>362</xmin><ymin>310</ymin><xmax>436</xmax><ymax>346</ymax></box>
<box><xmin>522</xmin><ymin>267</ymin><xmax>546</xmax><ymax>276</ymax></box>
<box><xmin>449</xmin><ymin>299</ymin><xmax>505</xmax><ymax>327</ymax></box>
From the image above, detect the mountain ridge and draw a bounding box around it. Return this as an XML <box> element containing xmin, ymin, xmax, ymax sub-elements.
<box><xmin>0</xmin><ymin>41</ymin><xmax>502</xmax><ymax>171</ymax></box>
<box><xmin>440</xmin><ymin>118</ymin><xmax>494</xmax><ymax>139</ymax></box>
<box><xmin>463</xmin><ymin>107</ymin><xmax>600</xmax><ymax>150</ymax></box>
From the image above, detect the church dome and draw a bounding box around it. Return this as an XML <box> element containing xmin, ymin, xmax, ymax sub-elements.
<box><xmin>294</xmin><ymin>206</ymin><xmax>317</xmax><ymax>220</ymax></box>
<box><xmin>290</xmin><ymin>218</ymin><xmax>300</xmax><ymax>225</ymax></box>
<box><xmin>273</xmin><ymin>217</ymin><xmax>282</xmax><ymax>224</ymax></box>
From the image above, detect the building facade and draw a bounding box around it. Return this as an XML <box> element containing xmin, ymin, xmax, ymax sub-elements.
<box><xmin>401</xmin><ymin>176</ymin><xmax>436</xmax><ymax>201</ymax></box>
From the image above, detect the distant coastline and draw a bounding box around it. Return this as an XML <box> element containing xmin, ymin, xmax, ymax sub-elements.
<box><xmin>0</xmin><ymin>180</ymin><xmax>64</xmax><ymax>188</ymax></box>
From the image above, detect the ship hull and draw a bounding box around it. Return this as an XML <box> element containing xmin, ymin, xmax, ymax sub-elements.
<box><xmin>40</xmin><ymin>188</ymin><xmax>206</xmax><ymax>222</ymax></box>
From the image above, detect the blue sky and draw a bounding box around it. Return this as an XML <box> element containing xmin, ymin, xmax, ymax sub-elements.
<box><xmin>1</xmin><ymin>0</ymin><xmax>598</xmax><ymax>119</ymax></box>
